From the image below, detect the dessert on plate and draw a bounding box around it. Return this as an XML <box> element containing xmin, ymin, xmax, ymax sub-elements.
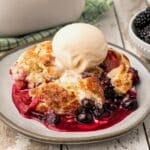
<box><xmin>10</xmin><ymin>23</ymin><xmax>140</xmax><ymax>131</ymax></box>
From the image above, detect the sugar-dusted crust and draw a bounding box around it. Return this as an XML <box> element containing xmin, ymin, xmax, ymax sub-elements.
<box><xmin>10</xmin><ymin>41</ymin><xmax>61</xmax><ymax>88</ymax></box>
<box><xmin>79</xmin><ymin>76</ymin><xmax>105</xmax><ymax>104</ymax></box>
<box><xmin>29</xmin><ymin>74</ymin><xmax>104</xmax><ymax>114</ymax></box>
<box><xmin>107</xmin><ymin>48</ymin><xmax>133</xmax><ymax>94</ymax></box>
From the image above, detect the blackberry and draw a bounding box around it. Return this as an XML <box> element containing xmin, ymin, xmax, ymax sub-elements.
<box><xmin>103</xmin><ymin>102</ymin><xmax>117</xmax><ymax>111</ymax></box>
<box><xmin>146</xmin><ymin>7</ymin><xmax>150</xmax><ymax>13</ymax></box>
<box><xmin>46</xmin><ymin>113</ymin><xmax>61</xmax><ymax>124</ymax></box>
<box><xmin>129</xmin><ymin>68</ymin><xmax>140</xmax><ymax>85</ymax></box>
<box><xmin>30</xmin><ymin>111</ymin><xmax>45</xmax><ymax>120</ymax></box>
<box><xmin>143</xmin><ymin>25</ymin><xmax>150</xmax><ymax>44</ymax></box>
<box><xmin>76</xmin><ymin>112</ymin><xmax>93</xmax><ymax>123</ymax></box>
<box><xmin>75</xmin><ymin>106</ymin><xmax>88</xmax><ymax>115</ymax></box>
<box><xmin>93</xmin><ymin>106</ymin><xmax>105</xmax><ymax>118</ymax></box>
<box><xmin>134</xmin><ymin>11</ymin><xmax>148</xmax><ymax>28</ymax></box>
<box><xmin>75</xmin><ymin>107</ymin><xmax>93</xmax><ymax>123</ymax></box>
<box><xmin>136</xmin><ymin>25</ymin><xmax>150</xmax><ymax>44</ymax></box>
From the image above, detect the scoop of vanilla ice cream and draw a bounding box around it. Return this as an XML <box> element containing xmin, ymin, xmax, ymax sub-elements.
<box><xmin>52</xmin><ymin>23</ymin><xmax>108</xmax><ymax>73</ymax></box>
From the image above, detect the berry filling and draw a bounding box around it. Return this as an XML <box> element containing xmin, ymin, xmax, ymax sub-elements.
<box><xmin>99</xmin><ymin>50</ymin><xmax>120</xmax><ymax>72</ymax></box>
<box><xmin>12</xmin><ymin>71</ymin><xmax>139</xmax><ymax>132</ymax></box>
<box><xmin>11</xmin><ymin>49</ymin><xmax>140</xmax><ymax>132</ymax></box>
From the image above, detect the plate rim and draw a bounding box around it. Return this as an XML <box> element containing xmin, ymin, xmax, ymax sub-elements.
<box><xmin>0</xmin><ymin>42</ymin><xmax>149</xmax><ymax>144</ymax></box>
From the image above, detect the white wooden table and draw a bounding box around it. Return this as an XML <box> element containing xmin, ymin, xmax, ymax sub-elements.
<box><xmin>0</xmin><ymin>0</ymin><xmax>150</xmax><ymax>149</ymax></box>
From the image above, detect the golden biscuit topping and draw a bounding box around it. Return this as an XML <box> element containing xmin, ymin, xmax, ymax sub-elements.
<box><xmin>29</xmin><ymin>71</ymin><xmax>105</xmax><ymax>114</ymax></box>
<box><xmin>30</xmin><ymin>82</ymin><xmax>80</xmax><ymax>114</ymax></box>
<box><xmin>107</xmin><ymin>50</ymin><xmax>133</xmax><ymax>94</ymax></box>
<box><xmin>11</xmin><ymin>41</ymin><xmax>61</xmax><ymax>88</ymax></box>
<box><xmin>79</xmin><ymin>76</ymin><xmax>104</xmax><ymax>104</ymax></box>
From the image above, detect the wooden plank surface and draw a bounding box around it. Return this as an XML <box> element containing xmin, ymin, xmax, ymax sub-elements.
<box><xmin>65</xmin><ymin>127</ymin><xmax>148</xmax><ymax>150</ymax></box>
<box><xmin>0</xmin><ymin>120</ymin><xmax>60</xmax><ymax>150</ymax></box>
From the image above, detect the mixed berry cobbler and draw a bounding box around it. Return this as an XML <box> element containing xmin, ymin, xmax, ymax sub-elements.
<box><xmin>10</xmin><ymin>41</ymin><xmax>140</xmax><ymax>132</ymax></box>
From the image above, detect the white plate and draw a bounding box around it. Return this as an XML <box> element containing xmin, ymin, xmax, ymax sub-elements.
<box><xmin>0</xmin><ymin>43</ymin><xmax>150</xmax><ymax>144</ymax></box>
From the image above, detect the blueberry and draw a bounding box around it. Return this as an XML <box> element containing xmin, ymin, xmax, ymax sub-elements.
<box><xmin>81</xmin><ymin>98</ymin><xmax>95</xmax><ymax>109</ymax></box>
<box><xmin>46</xmin><ymin>113</ymin><xmax>61</xmax><ymax>124</ymax></box>
<box><xmin>104</xmin><ymin>87</ymin><xmax>115</xmax><ymax>100</ymax></box>
<box><xmin>110</xmin><ymin>104</ymin><xmax>117</xmax><ymax>111</ymax></box>
<box><xmin>30</xmin><ymin>111</ymin><xmax>45</xmax><ymax>120</ymax></box>
<box><xmin>113</xmin><ymin>98</ymin><xmax>121</xmax><ymax>106</ymax></box>
<box><xmin>115</xmin><ymin>93</ymin><xmax>124</xmax><ymax>99</ymax></box>
<box><xmin>75</xmin><ymin>106</ymin><xmax>88</xmax><ymax>115</ymax></box>
<box><xmin>122</xmin><ymin>100</ymin><xmax>138</xmax><ymax>110</ymax></box>
<box><xmin>128</xmin><ymin>88</ymin><xmax>137</xmax><ymax>100</ymax></box>
<box><xmin>113</xmin><ymin>93</ymin><xmax>124</xmax><ymax>105</ymax></box>
<box><xmin>76</xmin><ymin>112</ymin><xmax>93</xmax><ymax>123</ymax></box>
<box><xmin>93</xmin><ymin>106</ymin><xmax>105</xmax><ymax>118</ymax></box>
<box><xmin>129</xmin><ymin>68</ymin><xmax>140</xmax><ymax>85</ymax></box>
<box><xmin>103</xmin><ymin>103</ymin><xmax>117</xmax><ymax>111</ymax></box>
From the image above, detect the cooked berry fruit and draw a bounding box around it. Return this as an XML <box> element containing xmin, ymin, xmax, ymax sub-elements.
<box><xmin>76</xmin><ymin>112</ymin><xmax>93</xmax><ymax>123</ymax></box>
<box><xmin>46</xmin><ymin>113</ymin><xmax>61</xmax><ymax>124</ymax></box>
<box><xmin>122</xmin><ymin>100</ymin><xmax>138</xmax><ymax>110</ymax></box>
<box><xmin>110</xmin><ymin>104</ymin><xmax>117</xmax><ymax>111</ymax></box>
<box><xmin>144</xmin><ymin>25</ymin><xmax>150</xmax><ymax>43</ymax></box>
<box><xmin>30</xmin><ymin>111</ymin><xmax>45</xmax><ymax>120</ymax></box>
<box><xmin>128</xmin><ymin>88</ymin><xmax>137</xmax><ymax>100</ymax></box>
<box><xmin>81</xmin><ymin>98</ymin><xmax>95</xmax><ymax>109</ymax></box>
<box><xmin>129</xmin><ymin>68</ymin><xmax>140</xmax><ymax>85</ymax></box>
<box><xmin>100</xmin><ymin>73</ymin><xmax>116</xmax><ymax>100</ymax></box>
<box><xmin>115</xmin><ymin>93</ymin><xmax>124</xmax><ymax>99</ymax></box>
<box><xmin>113</xmin><ymin>93</ymin><xmax>124</xmax><ymax>105</ymax></box>
<box><xmin>103</xmin><ymin>102</ymin><xmax>117</xmax><ymax>111</ymax></box>
<box><xmin>113</xmin><ymin>98</ymin><xmax>121</xmax><ymax>106</ymax></box>
<box><xmin>104</xmin><ymin>86</ymin><xmax>115</xmax><ymax>99</ymax></box>
<box><xmin>136</xmin><ymin>28</ymin><xmax>147</xmax><ymax>40</ymax></box>
<box><xmin>93</xmin><ymin>106</ymin><xmax>105</xmax><ymax>118</ymax></box>
<box><xmin>75</xmin><ymin>106</ymin><xmax>89</xmax><ymax>115</ymax></box>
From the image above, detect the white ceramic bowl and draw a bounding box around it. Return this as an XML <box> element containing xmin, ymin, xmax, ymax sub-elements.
<box><xmin>0</xmin><ymin>43</ymin><xmax>150</xmax><ymax>144</ymax></box>
<box><xmin>0</xmin><ymin>0</ymin><xmax>85</xmax><ymax>36</ymax></box>
<box><xmin>129</xmin><ymin>9</ymin><xmax>150</xmax><ymax>59</ymax></box>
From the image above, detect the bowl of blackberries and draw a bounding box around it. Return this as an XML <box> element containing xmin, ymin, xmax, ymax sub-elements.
<box><xmin>129</xmin><ymin>7</ymin><xmax>150</xmax><ymax>59</ymax></box>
